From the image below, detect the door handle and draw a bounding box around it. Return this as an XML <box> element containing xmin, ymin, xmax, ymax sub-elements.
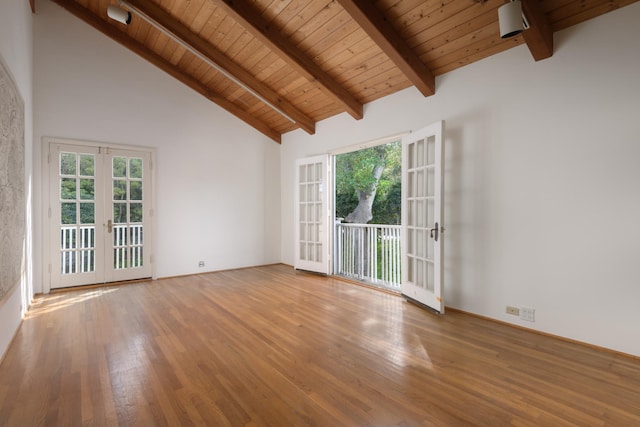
<box><xmin>430</xmin><ymin>222</ymin><xmax>439</xmax><ymax>242</ymax></box>
<box><xmin>107</xmin><ymin>219</ymin><xmax>113</xmax><ymax>233</ymax></box>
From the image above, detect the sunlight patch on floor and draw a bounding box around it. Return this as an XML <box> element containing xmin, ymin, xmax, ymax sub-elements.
<box><xmin>26</xmin><ymin>287</ymin><xmax>119</xmax><ymax>318</ymax></box>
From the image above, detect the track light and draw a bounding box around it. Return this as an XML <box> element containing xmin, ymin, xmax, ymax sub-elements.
<box><xmin>107</xmin><ymin>5</ymin><xmax>132</xmax><ymax>25</ymax></box>
<box><xmin>498</xmin><ymin>0</ymin><xmax>529</xmax><ymax>38</ymax></box>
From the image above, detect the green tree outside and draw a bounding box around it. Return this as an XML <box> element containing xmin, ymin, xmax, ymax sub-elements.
<box><xmin>61</xmin><ymin>154</ymin><xmax>96</xmax><ymax>225</ymax></box>
<box><xmin>335</xmin><ymin>141</ymin><xmax>401</xmax><ymax>224</ymax></box>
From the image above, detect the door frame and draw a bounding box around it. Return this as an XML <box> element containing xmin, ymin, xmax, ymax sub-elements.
<box><xmin>329</xmin><ymin>132</ymin><xmax>408</xmax><ymax>281</ymax></box>
<box><xmin>41</xmin><ymin>137</ymin><xmax>157</xmax><ymax>294</ymax></box>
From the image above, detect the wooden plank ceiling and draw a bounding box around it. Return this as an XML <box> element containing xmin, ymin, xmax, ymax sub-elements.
<box><xmin>47</xmin><ymin>0</ymin><xmax>639</xmax><ymax>143</ymax></box>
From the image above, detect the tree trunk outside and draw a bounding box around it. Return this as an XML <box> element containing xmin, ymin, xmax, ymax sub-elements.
<box><xmin>344</xmin><ymin>164</ymin><xmax>385</xmax><ymax>224</ymax></box>
<box><xmin>344</xmin><ymin>163</ymin><xmax>384</xmax><ymax>280</ymax></box>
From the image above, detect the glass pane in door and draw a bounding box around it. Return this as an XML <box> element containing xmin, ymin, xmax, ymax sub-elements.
<box><xmin>298</xmin><ymin>162</ymin><xmax>324</xmax><ymax>263</ymax></box>
<box><xmin>59</xmin><ymin>152</ymin><xmax>96</xmax><ymax>275</ymax></box>
<box><xmin>401</xmin><ymin>121</ymin><xmax>444</xmax><ymax>313</ymax></box>
<box><xmin>406</xmin><ymin>135</ymin><xmax>436</xmax><ymax>292</ymax></box>
<box><xmin>112</xmin><ymin>156</ymin><xmax>144</xmax><ymax>271</ymax></box>
<box><xmin>294</xmin><ymin>155</ymin><xmax>329</xmax><ymax>274</ymax></box>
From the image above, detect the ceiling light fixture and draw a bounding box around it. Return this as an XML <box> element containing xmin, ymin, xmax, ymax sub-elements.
<box><xmin>498</xmin><ymin>0</ymin><xmax>529</xmax><ymax>38</ymax></box>
<box><xmin>111</xmin><ymin>0</ymin><xmax>297</xmax><ymax>125</ymax></box>
<box><xmin>107</xmin><ymin>5</ymin><xmax>131</xmax><ymax>25</ymax></box>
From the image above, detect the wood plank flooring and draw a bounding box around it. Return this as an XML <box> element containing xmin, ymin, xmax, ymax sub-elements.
<box><xmin>1</xmin><ymin>264</ymin><xmax>639</xmax><ymax>426</ymax></box>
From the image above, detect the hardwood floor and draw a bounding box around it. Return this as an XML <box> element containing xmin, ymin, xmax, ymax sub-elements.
<box><xmin>1</xmin><ymin>264</ymin><xmax>639</xmax><ymax>426</ymax></box>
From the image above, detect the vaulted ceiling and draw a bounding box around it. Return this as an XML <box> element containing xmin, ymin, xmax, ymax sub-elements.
<box><xmin>45</xmin><ymin>0</ymin><xmax>638</xmax><ymax>143</ymax></box>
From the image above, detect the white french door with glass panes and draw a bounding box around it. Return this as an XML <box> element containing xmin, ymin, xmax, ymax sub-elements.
<box><xmin>47</xmin><ymin>141</ymin><xmax>153</xmax><ymax>290</ymax></box>
<box><xmin>401</xmin><ymin>121</ymin><xmax>445</xmax><ymax>313</ymax></box>
<box><xmin>294</xmin><ymin>154</ymin><xmax>330</xmax><ymax>274</ymax></box>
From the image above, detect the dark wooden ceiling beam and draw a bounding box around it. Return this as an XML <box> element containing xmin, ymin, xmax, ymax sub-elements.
<box><xmin>336</xmin><ymin>0</ymin><xmax>435</xmax><ymax>97</ymax></box>
<box><xmin>50</xmin><ymin>0</ymin><xmax>282</xmax><ymax>143</ymax></box>
<box><xmin>124</xmin><ymin>0</ymin><xmax>315</xmax><ymax>135</ymax></box>
<box><xmin>214</xmin><ymin>0</ymin><xmax>364</xmax><ymax>120</ymax></box>
<box><xmin>522</xmin><ymin>0</ymin><xmax>554</xmax><ymax>61</ymax></box>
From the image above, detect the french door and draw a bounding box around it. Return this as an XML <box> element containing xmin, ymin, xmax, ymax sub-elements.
<box><xmin>47</xmin><ymin>141</ymin><xmax>153</xmax><ymax>289</ymax></box>
<box><xmin>401</xmin><ymin>121</ymin><xmax>445</xmax><ymax>313</ymax></box>
<box><xmin>294</xmin><ymin>154</ymin><xmax>330</xmax><ymax>274</ymax></box>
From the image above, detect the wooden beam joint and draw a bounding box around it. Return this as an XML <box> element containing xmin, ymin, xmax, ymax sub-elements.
<box><xmin>337</xmin><ymin>0</ymin><xmax>435</xmax><ymax>97</ymax></box>
<box><xmin>522</xmin><ymin>0</ymin><xmax>554</xmax><ymax>61</ymax></box>
<box><xmin>123</xmin><ymin>0</ymin><xmax>315</xmax><ymax>135</ymax></box>
<box><xmin>215</xmin><ymin>0</ymin><xmax>364</xmax><ymax>120</ymax></box>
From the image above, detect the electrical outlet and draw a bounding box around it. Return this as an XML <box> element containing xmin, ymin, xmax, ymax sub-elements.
<box><xmin>506</xmin><ymin>306</ymin><xmax>520</xmax><ymax>316</ymax></box>
<box><xmin>520</xmin><ymin>307</ymin><xmax>535</xmax><ymax>322</ymax></box>
<box><xmin>198</xmin><ymin>261</ymin><xmax>205</xmax><ymax>268</ymax></box>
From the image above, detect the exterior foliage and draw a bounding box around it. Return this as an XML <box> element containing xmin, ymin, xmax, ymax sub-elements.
<box><xmin>335</xmin><ymin>141</ymin><xmax>401</xmax><ymax>224</ymax></box>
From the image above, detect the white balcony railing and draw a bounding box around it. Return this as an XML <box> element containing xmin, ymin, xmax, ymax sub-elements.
<box><xmin>60</xmin><ymin>224</ymin><xmax>143</xmax><ymax>274</ymax></box>
<box><xmin>335</xmin><ymin>222</ymin><xmax>401</xmax><ymax>290</ymax></box>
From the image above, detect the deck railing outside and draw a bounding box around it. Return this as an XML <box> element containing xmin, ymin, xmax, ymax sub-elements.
<box><xmin>335</xmin><ymin>222</ymin><xmax>401</xmax><ymax>290</ymax></box>
<box><xmin>60</xmin><ymin>224</ymin><xmax>143</xmax><ymax>274</ymax></box>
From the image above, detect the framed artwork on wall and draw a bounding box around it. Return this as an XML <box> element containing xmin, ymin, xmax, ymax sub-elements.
<box><xmin>0</xmin><ymin>54</ymin><xmax>25</xmax><ymax>305</ymax></box>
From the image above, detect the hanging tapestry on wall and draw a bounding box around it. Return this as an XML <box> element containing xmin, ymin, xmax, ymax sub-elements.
<box><xmin>0</xmin><ymin>55</ymin><xmax>25</xmax><ymax>305</ymax></box>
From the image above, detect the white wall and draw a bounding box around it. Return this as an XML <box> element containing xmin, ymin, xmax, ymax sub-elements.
<box><xmin>281</xmin><ymin>4</ymin><xmax>640</xmax><ymax>357</ymax></box>
<box><xmin>0</xmin><ymin>0</ymin><xmax>33</xmax><ymax>360</ymax></box>
<box><xmin>33</xmin><ymin>1</ymin><xmax>281</xmax><ymax>291</ymax></box>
